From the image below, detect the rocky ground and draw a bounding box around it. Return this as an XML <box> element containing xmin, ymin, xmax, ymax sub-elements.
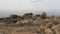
<box><xmin>0</xmin><ymin>24</ymin><xmax>59</xmax><ymax>34</ymax></box>
<box><xmin>0</xmin><ymin>13</ymin><xmax>60</xmax><ymax>34</ymax></box>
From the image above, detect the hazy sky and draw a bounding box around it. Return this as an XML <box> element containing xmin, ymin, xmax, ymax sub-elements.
<box><xmin>0</xmin><ymin>0</ymin><xmax>60</xmax><ymax>10</ymax></box>
<box><xmin>0</xmin><ymin>0</ymin><xmax>60</xmax><ymax>17</ymax></box>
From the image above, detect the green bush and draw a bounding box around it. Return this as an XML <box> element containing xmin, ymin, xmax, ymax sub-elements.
<box><xmin>22</xmin><ymin>13</ymin><xmax>33</xmax><ymax>19</ymax></box>
<box><xmin>41</xmin><ymin>12</ymin><xmax>47</xmax><ymax>19</ymax></box>
<box><xmin>10</xmin><ymin>14</ymin><xmax>21</xmax><ymax>19</ymax></box>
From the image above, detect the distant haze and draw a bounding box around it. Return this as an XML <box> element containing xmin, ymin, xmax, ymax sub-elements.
<box><xmin>0</xmin><ymin>0</ymin><xmax>60</xmax><ymax>17</ymax></box>
<box><xmin>0</xmin><ymin>9</ymin><xmax>60</xmax><ymax>18</ymax></box>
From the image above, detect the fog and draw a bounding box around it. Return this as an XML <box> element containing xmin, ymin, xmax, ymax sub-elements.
<box><xmin>0</xmin><ymin>0</ymin><xmax>60</xmax><ymax>17</ymax></box>
<box><xmin>0</xmin><ymin>9</ymin><xmax>60</xmax><ymax>18</ymax></box>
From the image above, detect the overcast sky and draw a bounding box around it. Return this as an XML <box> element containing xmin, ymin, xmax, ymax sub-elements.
<box><xmin>0</xmin><ymin>0</ymin><xmax>60</xmax><ymax>17</ymax></box>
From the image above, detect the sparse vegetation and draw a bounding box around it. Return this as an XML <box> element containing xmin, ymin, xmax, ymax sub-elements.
<box><xmin>0</xmin><ymin>12</ymin><xmax>60</xmax><ymax>34</ymax></box>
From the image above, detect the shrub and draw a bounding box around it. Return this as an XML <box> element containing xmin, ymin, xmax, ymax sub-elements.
<box><xmin>41</xmin><ymin>12</ymin><xmax>47</xmax><ymax>19</ymax></box>
<box><xmin>52</xmin><ymin>19</ymin><xmax>59</xmax><ymax>25</ymax></box>
<box><xmin>22</xmin><ymin>13</ymin><xmax>33</xmax><ymax>19</ymax></box>
<box><xmin>10</xmin><ymin>14</ymin><xmax>21</xmax><ymax>19</ymax></box>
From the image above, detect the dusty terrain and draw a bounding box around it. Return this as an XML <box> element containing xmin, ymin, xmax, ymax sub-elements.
<box><xmin>0</xmin><ymin>13</ymin><xmax>60</xmax><ymax>34</ymax></box>
<box><xmin>0</xmin><ymin>24</ymin><xmax>59</xmax><ymax>34</ymax></box>
<box><xmin>0</xmin><ymin>25</ymin><xmax>41</xmax><ymax>34</ymax></box>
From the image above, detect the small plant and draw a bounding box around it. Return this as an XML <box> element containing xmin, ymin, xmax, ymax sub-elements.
<box><xmin>52</xmin><ymin>20</ymin><xmax>59</xmax><ymax>25</ymax></box>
